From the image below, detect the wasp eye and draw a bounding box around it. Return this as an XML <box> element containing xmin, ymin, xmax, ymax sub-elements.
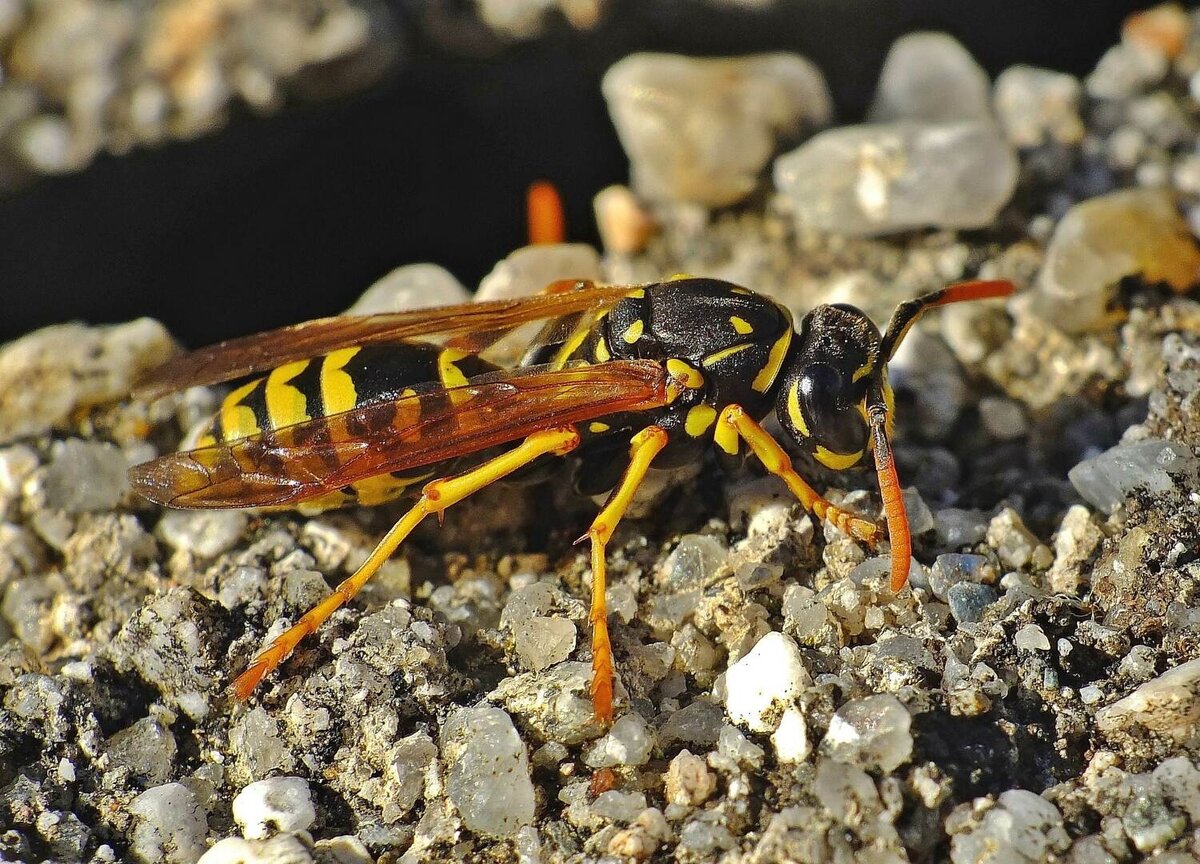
<box><xmin>778</xmin><ymin>362</ymin><xmax>868</xmax><ymax>456</ymax></box>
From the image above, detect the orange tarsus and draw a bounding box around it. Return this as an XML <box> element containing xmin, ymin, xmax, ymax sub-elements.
<box><xmin>527</xmin><ymin>181</ymin><xmax>566</xmax><ymax>245</ymax></box>
<box><xmin>935</xmin><ymin>279</ymin><xmax>1015</xmax><ymax>306</ymax></box>
<box><xmin>873</xmin><ymin>424</ymin><xmax>911</xmax><ymax>593</ymax></box>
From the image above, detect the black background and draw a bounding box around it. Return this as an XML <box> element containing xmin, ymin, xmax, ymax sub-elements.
<box><xmin>0</xmin><ymin>0</ymin><xmax>1159</xmax><ymax>346</ymax></box>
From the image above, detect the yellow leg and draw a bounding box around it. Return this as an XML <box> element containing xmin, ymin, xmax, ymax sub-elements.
<box><xmin>582</xmin><ymin>426</ymin><xmax>669</xmax><ymax>723</ymax></box>
<box><xmin>717</xmin><ymin>405</ymin><xmax>882</xmax><ymax>546</ymax></box>
<box><xmin>233</xmin><ymin>426</ymin><xmax>581</xmax><ymax>699</ymax></box>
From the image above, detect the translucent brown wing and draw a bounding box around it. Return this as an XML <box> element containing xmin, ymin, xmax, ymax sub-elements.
<box><xmin>129</xmin><ymin>360</ymin><xmax>668</xmax><ymax>509</ymax></box>
<box><xmin>135</xmin><ymin>283</ymin><xmax>636</xmax><ymax>400</ymax></box>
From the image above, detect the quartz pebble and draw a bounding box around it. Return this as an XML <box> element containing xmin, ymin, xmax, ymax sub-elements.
<box><xmin>770</xmin><ymin>706</ymin><xmax>810</xmax><ymax>763</ymax></box>
<box><xmin>128</xmin><ymin>783</ymin><xmax>208</xmax><ymax>864</ymax></box>
<box><xmin>1068</xmin><ymin>439</ymin><xmax>1197</xmax><ymax>514</ymax></box>
<box><xmin>157</xmin><ymin>510</ymin><xmax>249</xmax><ymax>559</ymax></box>
<box><xmin>723</xmin><ymin>632</ymin><xmax>810</xmax><ymax>733</ymax></box>
<box><xmin>929</xmin><ymin>554</ymin><xmax>993</xmax><ymax>601</ymax></box>
<box><xmin>39</xmin><ymin>440</ymin><xmax>128</xmax><ymax>513</ymax></box>
<box><xmin>344</xmin><ymin>264</ymin><xmax>470</xmax><ymax>315</ymax></box>
<box><xmin>821</xmin><ymin>694</ymin><xmax>912</xmax><ymax>773</ymax></box>
<box><xmin>512</xmin><ymin>616</ymin><xmax>576</xmax><ymax>672</ymax></box>
<box><xmin>1026</xmin><ymin>188</ymin><xmax>1200</xmax><ymax>333</ymax></box>
<box><xmin>664</xmin><ymin>750</ymin><xmax>716</xmax><ymax>807</ymax></box>
<box><xmin>198</xmin><ymin>835</ymin><xmax>315</xmax><ymax>864</ymax></box>
<box><xmin>949</xmin><ymin>790</ymin><xmax>1070</xmax><ymax>864</ymax></box>
<box><xmin>441</xmin><ymin>705</ymin><xmax>535</xmax><ymax>837</ymax></box>
<box><xmin>604</xmin><ymin>52</ymin><xmax>831</xmax><ymax>207</ymax></box>
<box><xmin>476</xmin><ymin>244</ymin><xmax>601</xmax><ymax>302</ymax></box>
<box><xmin>1013</xmin><ymin>624</ymin><xmax>1051</xmax><ymax>651</ymax></box>
<box><xmin>774</xmin><ymin>121</ymin><xmax>1018</xmax><ymax>236</ymax></box>
<box><xmin>869</xmin><ymin>32</ymin><xmax>992</xmax><ymax>123</ymax></box>
<box><xmin>584</xmin><ymin>713</ymin><xmax>654</xmax><ymax>768</ymax></box>
<box><xmin>232</xmin><ymin>777</ymin><xmax>316</xmax><ymax>840</ymax></box>
<box><xmin>947</xmin><ymin>583</ymin><xmax>998</xmax><ymax>625</ymax></box>
<box><xmin>106</xmin><ymin>717</ymin><xmax>177</xmax><ymax>787</ymax></box>
<box><xmin>993</xmin><ymin>65</ymin><xmax>1085</xmax><ymax>147</ymax></box>
<box><xmin>593</xmin><ymin>185</ymin><xmax>657</xmax><ymax>255</ymax></box>
<box><xmin>1096</xmin><ymin>659</ymin><xmax>1200</xmax><ymax>746</ymax></box>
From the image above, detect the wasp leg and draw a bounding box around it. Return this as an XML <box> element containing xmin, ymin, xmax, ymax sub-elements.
<box><xmin>527</xmin><ymin>180</ymin><xmax>566</xmax><ymax>245</ymax></box>
<box><xmin>233</xmin><ymin>426</ymin><xmax>581</xmax><ymax>700</ymax></box>
<box><xmin>579</xmin><ymin>425</ymin><xmax>669</xmax><ymax>724</ymax></box>
<box><xmin>717</xmin><ymin>405</ymin><xmax>882</xmax><ymax>546</ymax></box>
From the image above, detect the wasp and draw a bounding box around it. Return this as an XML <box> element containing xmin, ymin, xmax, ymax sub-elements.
<box><xmin>129</xmin><ymin>275</ymin><xmax>1014</xmax><ymax>722</ymax></box>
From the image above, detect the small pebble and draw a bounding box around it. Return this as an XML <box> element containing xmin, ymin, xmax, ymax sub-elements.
<box><xmin>723</xmin><ymin>632</ymin><xmax>810</xmax><ymax>733</ymax></box>
<box><xmin>343</xmin><ymin>263</ymin><xmax>470</xmax><ymax>315</ymax></box>
<box><xmin>870</xmin><ymin>32</ymin><xmax>992</xmax><ymax>122</ymax></box>
<box><xmin>1069</xmin><ymin>439</ymin><xmax>1197</xmax><ymax>514</ymax></box>
<box><xmin>664</xmin><ymin>750</ymin><xmax>716</xmax><ymax>807</ymax></box>
<box><xmin>441</xmin><ymin>705</ymin><xmax>536</xmax><ymax>837</ymax></box>
<box><xmin>770</xmin><ymin>706</ymin><xmax>810</xmax><ymax>764</ymax></box>
<box><xmin>128</xmin><ymin>783</ymin><xmax>208</xmax><ymax>864</ymax></box>
<box><xmin>947</xmin><ymin>583</ymin><xmax>998</xmax><ymax>625</ymax></box>
<box><xmin>821</xmin><ymin>694</ymin><xmax>913</xmax><ymax>773</ymax></box>
<box><xmin>232</xmin><ymin>777</ymin><xmax>316</xmax><ymax>840</ymax></box>
<box><xmin>584</xmin><ymin>713</ymin><xmax>654</xmax><ymax>768</ymax></box>
<box><xmin>476</xmin><ymin>244</ymin><xmax>601</xmax><ymax>302</ymax></box>
<box><xmin>1014</xmin><ymin>623</ymin><xmax>1051</xmax><ymax>651</ymax></box>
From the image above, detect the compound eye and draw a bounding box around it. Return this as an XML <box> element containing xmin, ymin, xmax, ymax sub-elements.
<box><xmin>795</xmin><ymin>363</ymin><xmax>867</xmax><ymax>454</ymax></box>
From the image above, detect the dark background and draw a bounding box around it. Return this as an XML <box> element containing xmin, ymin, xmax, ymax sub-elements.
<box><xmin>0</xmin><ymin>0</ymin><xmax>1159</xmax><ymax>346</ymax></box>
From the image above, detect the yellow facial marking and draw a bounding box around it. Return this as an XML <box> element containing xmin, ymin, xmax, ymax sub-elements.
<box><xmin>786</xmin><ymin>381</ymin><xmax>811</xmax><ymax>438</ymax></box>
<box><xmin>751</xmin><ymin>325</ymin><xmax>793</xmax><ymax>392</ymax></box>
<box><xmin>588</xmin><ymin>421</ymin><xmax>611</xmax><ymax>434</ymax></box>
<box><xmin>814</xmin><ymin>445</ymin><xmax>863</xmax><ymax>470</ymax></box>
<box><xmin>594</xmin><ymin>336</ymin><xmax>611</xmax><ymax>363</ymax></box>
<box><xmin>851</xmin><ymin>358</ymin><xmax>874</xmax><ymax>382</ymax></box>
<box><xmin>685</xmin><ymin>405</ymin><xmax>717</xmax><ymax>437</ymax></box>
<box><xmin>666</xmin><ymin>358</ymin><xmax>705</xmax><ymax>389</ymax></box>
<box><xmin>622</xmin><ymin>319</ymin><xmax>645</xmax><ymax>344</ymax></box>
<box><xmin>701</xmin><ymin>342</ymin><xmax>753</xmax><ymax>367</ymax></box>
<box><xmin>730</xmin><ymin>316</ymin><xmax>754</xmax><ymax>335</ymax></box>
<box><xmin>321</xmin><ymin>347</ymin><xmax>360</xmax><ymax>415</ymax></box>
<box><xmin>265</xmin><ymin>360</ymin><xmax>312</xmax><ymax>429</ymax></box>
<box><xmin>219</xmin><ymin>380</ymin><xmax>261</xmax><ymax>441</ymax></box>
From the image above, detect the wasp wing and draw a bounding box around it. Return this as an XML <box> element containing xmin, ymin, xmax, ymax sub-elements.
<box><xmin>135</xmin><ymin>283</ymin><xmax>636</xmax><ymax>400</ymax></box>
<box><xmin>129</xmin><ymin>359</ymin><xmax>668</xmax><ymax>509</ymax></box>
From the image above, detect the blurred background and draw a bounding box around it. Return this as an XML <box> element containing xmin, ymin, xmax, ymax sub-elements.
<box><xmin>0</xmin><ymin>0</ymin><xmax>1160</xmax><ymax>346</ymax></box>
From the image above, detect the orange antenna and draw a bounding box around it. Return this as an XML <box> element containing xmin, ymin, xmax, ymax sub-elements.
<box><xmin>527</xmin><ymin>180</ymin><xmax>566</xmax><ymax>245</ymax></box>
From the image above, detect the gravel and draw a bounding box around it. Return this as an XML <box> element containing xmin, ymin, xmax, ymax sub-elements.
<box><xmin>3</xmin><ymin>8</ymin><xmax>1200</xmax><ymax>863</ymax></box>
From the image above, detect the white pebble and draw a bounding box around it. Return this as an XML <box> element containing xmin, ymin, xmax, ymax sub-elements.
<box><xmin>723</xmin><ymin>631</ymin><xmax>811</xmax><ymax>733</ymax></box>
<box><xmin>232</xmin><ymin>777</ymin><xmax>316</xmax><ymax>840</ymax></box>
<box><xmin>770</xmin><ymin>706</ymin><xmax>810</xmax><ymax>763</ymax></box>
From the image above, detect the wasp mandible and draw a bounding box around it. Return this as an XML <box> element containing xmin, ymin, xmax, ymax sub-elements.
<box><xmin>130</xmin><ymin>275</ymin><xmax>1014</xmax><ymax>722</ymax></box>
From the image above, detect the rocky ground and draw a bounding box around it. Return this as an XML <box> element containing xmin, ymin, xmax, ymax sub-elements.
<box><xmin>3</xmin><ymin>4</ymin><xmax>1200</xmax><ymax>863</ymax></box>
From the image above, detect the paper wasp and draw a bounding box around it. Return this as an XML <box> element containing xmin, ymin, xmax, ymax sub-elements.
<box><xmin>129</xmin><ymin>275</ymin><xmax>1014</xmax><ymax>722</ymax></box>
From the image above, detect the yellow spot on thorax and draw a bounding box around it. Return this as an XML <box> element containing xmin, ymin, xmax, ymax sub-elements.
<box><xmin>730</xmin><ymin>316</ymin><xmax>754</xmax><ymax>335</ymax></box>
<box><xmin>594</xmin><ymin>336</ymin><xmax>611</xmax><ymax>363</ymax></box>
<box><xmin>702</xmin><ymin>342</ymin><xmax>753</xmax><ymax>367</ymax></box>
<box><xmin>751</xmin><ymin>321</ymin><xmax>793</xmax><ymax>393</ymax></box>
<box><xmin>666</xmin><ymin>358</ymin><xmax>705</xmax><ymax>389</ymax></box>
<box><xmin>219</xmin><ymin>380</ymin><xmax>261</xmax><ymax>442</ymax></box>
<box><xmin>622</xmin><ymin>319</ymin><xmax>645</xmax><ymax>344</ymax></box>
<box><xmin>321</xmin><ymin>347</ymin><xmax>360</xmax><ymax>415</ymax></box>
<box><xmin>588</xmin><ymin>421</ymin><xmax>611</xmax><ymax>434</ymax></box>
<box><xmin>685</xmin><ymin>404</ymin><xmax>717</xmax><ymax>437</ymax></box>
<box><xmin>439</xmin><ymin>348</ymin><xmax>472</xmax><ymax>404</ymax></box>
<box><xmin>265</xmin><ymin>360</ymin><xmax>312</xmax><ymax>429</ymax></box>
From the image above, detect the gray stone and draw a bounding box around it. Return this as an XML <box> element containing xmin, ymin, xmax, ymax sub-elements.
<box><xmin>775</xmin><ymin>121</ymin><xmax>1018</xmax><ymax>236</ymax></box>
<box><xmin>106</xmin><ymin>717</ymin><xmax>177</xmax><ymax>788</ymax></box>
<box><xmin>512</xmin><ymin>616</ymin><xmax>576</xmax><ymax>672</ymax></box>
<box><xmin>584</xmin><ymin>713</ymin><xmax>654</xmax><ymax>768</ymax></box>
<box><xmin>441</xmin><ymin>705</ymin><xmax>535</xmax><ymax>837</ymax></box>
<box><xmin>929</xmin><ymin>554</ymin><xmax>994</xmax><ymax>601</ymax></box>
<box><xmin>870</xmin><ymin>32</ymin><xmax>992</xmax><ymax>123</ymax></box>
<box><xmin>949</xmin><ymin>789</ymin><xmax>1070</xmax><ymax>863</ymax></box>
<box><xmin>604</xmin><ymin>52</ymin><xmax>831</xmax><ymax>207</ymax></box>
<box><xmin>821</xmin><ymin>694</ymin><xmax>912</xmax><ymax>773</ymax></box>
<box><xmin>947</xmin><ymin>583</ymin><xmax>998</xmax><ymax>625</ymax></box>
<box><xmin>157</xmin><ymin>510</ymin><xmax>249</xmax><ymax>559</ymax></box>
<box><xmin>40</xmin><ymin>439</ymin><xmax>129</xmax><ymax>513</ymax></box>
<box><xmin>128</xmin><ymin>783</ymin><xmax>208</xmax><ymax>864</ymax></box>
<box><xmin>1069</xmin><ymin>439</ymin><xmax>1197</xmax><ymax>514</ymax></box>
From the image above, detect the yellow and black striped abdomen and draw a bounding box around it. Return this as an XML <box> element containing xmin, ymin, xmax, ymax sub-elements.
<box><xmin>195</xmin><ymin>342</ymin><xmax>501</xmax><ymax>511</ymax></box>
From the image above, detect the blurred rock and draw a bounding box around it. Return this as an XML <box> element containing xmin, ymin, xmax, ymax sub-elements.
<box><xmin>870</xmin><ymin>32</ymin><xmax>991</xmax><ymax>122</ymax></box>
<box><xmin>774</xmin><ymin>121</ymin><xmax>1018</xmax><ymax>236</ymax></box>
<box><xmin>993</xmin><ymin>65</ymin><xmax>1085</xmax><ymax>148</ymax></box>
<box><xmin>594</xmin><ymin>185</ymin><xmax>657</xmax><ymax>255</ymax></box>
<box><xmin>1069</xmin><ymin>439</ymin><xmax>1197</xmax><ymax>514</ymax></box>
<box><xmin>604</xmin><ymin>52</ymin><xmax>831</xmax><ymax>207</ymax></box>
<box><xmin>345</xmin><ymin>264</ymin><xmax>471</xmax><ymax>315</ymax></box>
<box><xmin>1025</xmin><ymin>189</ymin><xmax>1200</xmax><ymax>333</ymax></box>
<box><xmin>476</xmin><ymin>244</ymin><xmax>601</xmax><ymax>302</ymax></box>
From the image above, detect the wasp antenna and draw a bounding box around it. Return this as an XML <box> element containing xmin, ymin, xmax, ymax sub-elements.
<box><xmin>867</xmin><ymin>399</ymin><xmax>911</xmax><ymax>593</ymax></box>
<box><xmin>880</xmin><ymin>279</ymin><xmax>1015</xmax><ymax>361</ymax></box>
<box><xmin>527</xmin><ymin>181</ymin><xmax>566</xmax><ymax>245</ymax></box>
